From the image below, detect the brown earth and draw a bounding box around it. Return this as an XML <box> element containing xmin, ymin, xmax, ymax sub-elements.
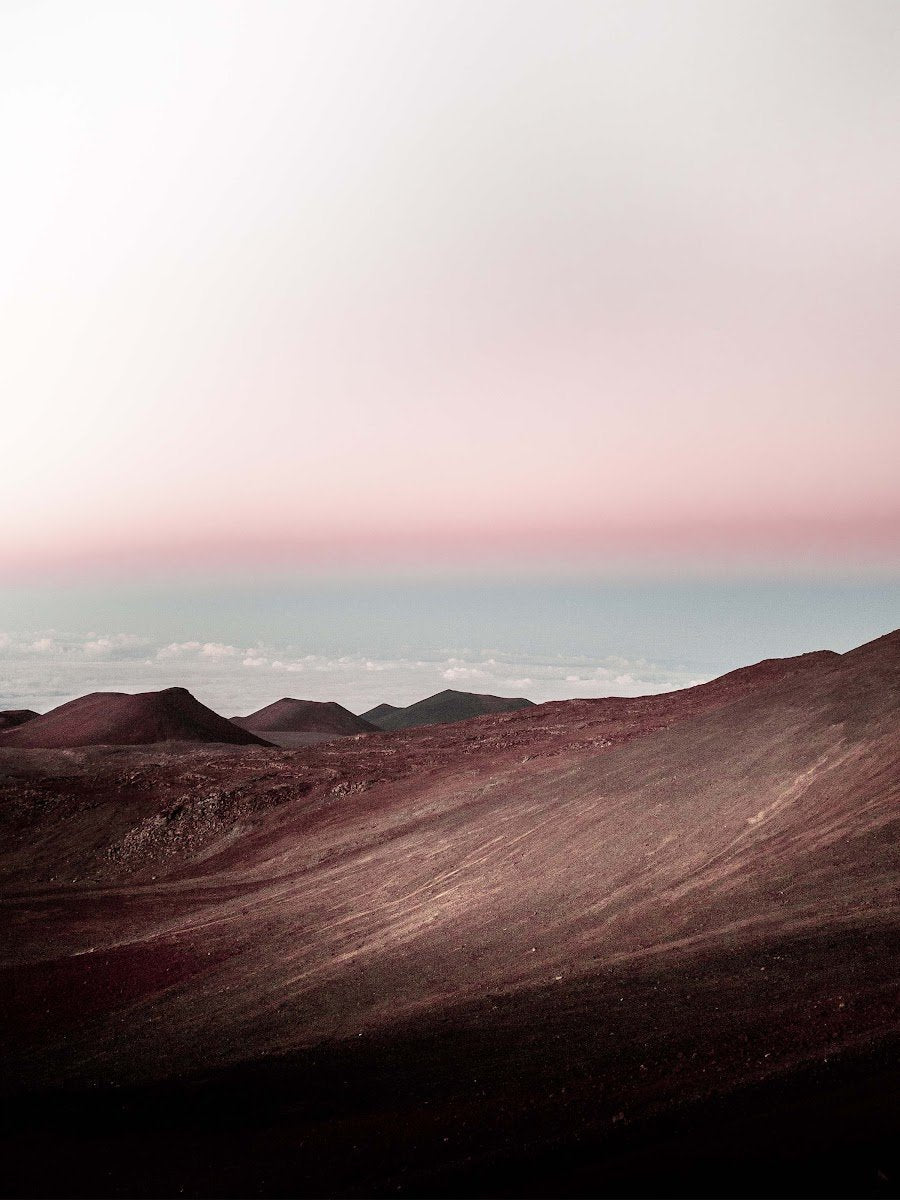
<box><xmin>0</xmin><ymin>688</ymin><xmax>269</xmax><ymax>749</ymax></box>
<box><xmin>248</xmin><ymin>729</ymin><xmax>347</xmax><ymax>749</ymax></box>
<box><xmin>0</xmin><ymin>636</ymin><xmax>897</xmax><ymax>1197</ymax></box>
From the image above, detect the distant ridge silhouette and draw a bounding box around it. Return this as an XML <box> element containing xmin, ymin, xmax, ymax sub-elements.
<box><xmin>373</xmin><ymin>688</ymin><xmax>534</xmax><ymax>730</ymax></box>
<box><xmin>359</xmin><ymin>702</ymin><xmax>403</xmax><ymax>726</ymax></box>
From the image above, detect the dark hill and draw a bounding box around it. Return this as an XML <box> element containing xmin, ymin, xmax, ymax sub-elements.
<box><xmin>0</xmin><ymin>688</ymin><xmax>268</xmax><ymax>748</ymax></box>
<box><xmin>233</xmin><ymin>698</ymin><xmax>377</xmax><ymax>736</ymax></box>
<box><xmin>377</xmin><ymin>688</ymin><xmax>535</xmax><ymax>730</ymax></box>
<box><xmin>359</xmin><ymin>702</ymin><xmax>403</xmax><ymax>727</ymax></box>
<box><xmin>0</xmin><ymin>709</ymin><xmax>39</xmax><ymax>731</ymax></box>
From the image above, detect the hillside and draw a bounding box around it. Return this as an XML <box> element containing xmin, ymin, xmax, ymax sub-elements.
<box><xmin>0</xmin><ymin>687</ymin><xmax>268</xmax><ymax>748</ymax></box>
<box><xmin>0</xmin><ymin>632</ymin><xmax>897</xmax><ymax>1196</ymax></box>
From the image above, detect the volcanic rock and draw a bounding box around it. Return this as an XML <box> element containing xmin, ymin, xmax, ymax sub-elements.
<box><xmin>1</xmin><ymin>631</ymin><xmax>897</xmax><ymax>1198</ymax></box>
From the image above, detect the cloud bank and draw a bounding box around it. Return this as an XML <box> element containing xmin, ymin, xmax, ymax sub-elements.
<box><xmin>0</xmin><ymin>629</ymin><xmax>704</xmax><ymax>716</ymax></box>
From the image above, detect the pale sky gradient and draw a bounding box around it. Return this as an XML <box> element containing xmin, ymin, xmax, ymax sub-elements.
<box><xmin>2</xmin><ymin>0</ymin><xmax>899</xmax><ymax>575</ymax></box>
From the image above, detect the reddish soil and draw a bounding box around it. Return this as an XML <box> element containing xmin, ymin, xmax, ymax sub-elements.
<box><xmin>0</xmin><ymin>687</ymin><xmax>269</xmax><ymax>749</ymax></box>
<box><xmin>0</xmin><ymin>636</ymin><xmax>897</xmax><ymax>1197</ymax></box>
<box><xmin>233</xmin><ymin>697</ymin><xmax>378</xmax><ymax>736</ymax></box>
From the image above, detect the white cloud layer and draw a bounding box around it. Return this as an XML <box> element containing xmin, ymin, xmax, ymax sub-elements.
<box><xmin>0</xmin><ymin>629</ymin><xmax>704</xmax><ymax>716</ymax></box>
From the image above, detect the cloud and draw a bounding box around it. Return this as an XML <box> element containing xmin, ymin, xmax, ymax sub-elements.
<box><xmin>81</xmin><ymin>633</ymin><xmax>150</xmax><ymax>657</ymax></box>
<box><xmin>156</xmin><ymin>641</ymin><xmax>201</xmax><ymax>659</ymax></box>
<box><xmin>200</xmin><ymin>642</ymin><xmax>239</xmax><ymax>658</ymax></box>
<box><xmin>156</xmin><ymin>640</ymin><xmax>239</xmax><ymax>660</ymax></box>
<box><xmin>0</xmin><ymin>628</ymin><xmax>706</xmax><ymax>716</ymax></box>
<box><xmin>82</xmin><ymin>638</ymin><xmax>117</xmax><ymax>656</ymax></box>
<box><xmin>442</xmin><ymin>666</ymin><xmax>488</xmax><ymax>682</ymax></box>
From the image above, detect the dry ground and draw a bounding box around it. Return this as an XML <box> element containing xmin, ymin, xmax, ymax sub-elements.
<box><xmin>1</xmin><ymin>636</ymin><xmax>898</xmax><ymax>1196</ymax></box>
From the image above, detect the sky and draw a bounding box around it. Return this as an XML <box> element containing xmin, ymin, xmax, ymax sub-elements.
<box><xmin>1</xmin><ymin>1</ymin><xmax>898</xmax><ymax>711</ymax></box>
<box><xmin>1</xmin><ymin>575</ymin><xmax>897</xmax><ymax>714</ymax></box>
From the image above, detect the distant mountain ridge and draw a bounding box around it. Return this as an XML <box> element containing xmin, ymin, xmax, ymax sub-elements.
<box><xmin>0</xmin><ymin>688</ymin><xmax>268</xmax><ymax>748</ymax></box>
<box><xmin>368</xmin><ymin>688</ymin><xmax>534</xmax><ymax>730</ymax></box>
<box><xmin>359</xmin><ymin>702</ymin><xmax>403</xmax><ymax>725</ymax></box>
<box><xmin>234</xmin><ymin>698</ymin><xmax>377</xmax><ymax>736</ymax></box>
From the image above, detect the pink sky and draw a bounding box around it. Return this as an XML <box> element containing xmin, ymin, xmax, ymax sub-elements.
<box><xmin>2</xmin><ymin>1</ymin><xmax>898</xmax><ymax>578</ymax></box>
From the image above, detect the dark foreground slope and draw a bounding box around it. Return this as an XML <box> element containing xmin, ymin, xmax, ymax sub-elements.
<box><xmin>0</xmin><ymin>687</ymin><xmax>268</xmax><ymax>748</ymax></box>
<box><xmin>234</xmin><ymin>697</ymin><xmax>377</xmax><ymax>736</ymax></box>
<box><xmin>0</xmin><ymin>635</ymin><xmax>897</xmax><ymax>1197</ymax></box>
<box><xmin>375</xmin><ymin>686</ymin><xmax>535</xmax><ymax>729</ymax></box>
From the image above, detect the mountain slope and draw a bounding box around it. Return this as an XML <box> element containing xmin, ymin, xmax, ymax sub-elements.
<box><xmin>0</xmin><ymin>688</ymin><xmax>268</xmax><ymax>748</ymax></box>
<box><xmin>1</xmin><ymin>632</ymin><xmax>896</xmax><ymax>1196</ymax></box>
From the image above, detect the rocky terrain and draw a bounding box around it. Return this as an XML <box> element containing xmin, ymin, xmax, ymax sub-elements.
<box><xmin>0</xmin><ymin>634</ymin><xmax>897</xmax><ymax>1197</ymax></box>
